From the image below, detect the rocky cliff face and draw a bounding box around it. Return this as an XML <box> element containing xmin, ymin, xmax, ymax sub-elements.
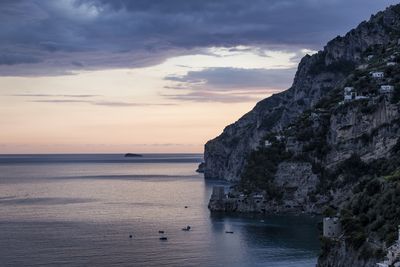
<box><xmin>204</xmin><ymin>54</ymin><xmax>344</xmax><ymax>180</ymax></box>
<box><xmin>204</xmin><ymin>4</ymin><xmax>400</xmax><ymax>181</ymax></box>
<box><xmin>209</xmin><ymin>98</ymin><xmax>400</xmax><ymax>214</ymax></box>
<box><xmin>205</xmin><ymin>4</ymin><xmax>400</xmax><ymax>267</ymax></box>
<box><xmin>318</xmin><ymin>240</ymin><xmax>380</xmax><ymax>267</ymax></box>
<box><xmin>326</xmin><ymin>97</ymin><xmax>400</xmax><ymax>166</ymax></box>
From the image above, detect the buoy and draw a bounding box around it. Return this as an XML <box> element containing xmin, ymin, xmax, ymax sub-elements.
<box><xmin>129</xmin><ymin>235</ymin><xmax>133</xmax><ymax>238</ymax></box>
<box><xmin>184</xmin><ymin>206</ymin><xmax>188</xmax><ymax>208</ymax></box>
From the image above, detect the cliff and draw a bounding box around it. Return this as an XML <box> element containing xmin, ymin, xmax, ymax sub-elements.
<box><xmin>204</xmin><ymin>4</ymin><xmax>400</xmax><ymax>267</ymax></box>
<box><xmin>204</xmin><ymin>4</ymin><xmax>400</xmax><ymax>181</ymax></box>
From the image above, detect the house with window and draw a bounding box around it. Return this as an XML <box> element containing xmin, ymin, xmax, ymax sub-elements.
<box><xmin>380</xmin><ymin>85</ymin><xmax>394</xmax><ymax>94</ymax></box>
<box><xmin>371</xmin><ymin>72</ymin><xmax>384</xmax><ymax>78</ymax></box>
<box><xmin>344</xmin><ymin>87</ymin><xmax>355</xmax><ymax>101</ymax></box>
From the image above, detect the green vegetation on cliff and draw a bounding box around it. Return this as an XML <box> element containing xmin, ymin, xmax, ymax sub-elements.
<box><xmin>239</xmin><ymin>138</ymin><xmax>291</xmax><ymax>198</ymax></box>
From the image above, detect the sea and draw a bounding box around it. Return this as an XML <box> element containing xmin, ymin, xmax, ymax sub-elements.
<box><xmin>0</xmin><ymin>154</ymin><xmax>320</xmax><ymax>267</ymax></box>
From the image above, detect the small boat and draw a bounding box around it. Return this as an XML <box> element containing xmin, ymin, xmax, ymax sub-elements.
<box><xmin>225</xmin><ymin>231</ymin><xmax>234</xmax><ymax>234</ymax></box>
<box><xmin>159</xmin><ymin>236</ymin><xmax>168</xmax><ymax>240</ymax></box>
<box><xmin>182</xmin><ymin>225</ymin><xmax>191</xmax><ymax>231</ymax></box>
<box><xmin>184</xmin><ymin>206</ymin><xmax>188</xmax><ymax>208</ymax></box>
<box><xmin>129</xmin><ymin>234</ymin><xmax>133</xmax><ymax>238</ymax></box>
<box><xmin>158</xmin><ymin>230</ymin><xmax>165</xmax><ymax>234</ymax></box>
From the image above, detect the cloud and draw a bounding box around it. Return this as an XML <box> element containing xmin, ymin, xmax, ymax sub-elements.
<box><xmin>0</xmin><ymin>0</ymin><xmax>397</xmax><ymax>75</ymax></box>
<box><xmin>31</xmin><ymin>99</ymin><xmax>93</xmax><ymax>104</ymax></box>
<box><xmin>93</xmin><ymin>101</ymin><xmax>175</xmax><ymax>107</ymax></box>
<box><xmin>162</xmin><ymin>91</ymin><xmax>262</xmax><ymax>103</ymax></box>
<box><xmin>162</xmin><ymin>67</ymin><xmax>293</xmax><ymax>103</ymax></box>
<box><xmin>0</xmin><ymin>53</ymin><xmax>42</xmax><ymax>65</ymax></box>
<box><xmin>14</xmin><ymin>93</ymin><xmax>175</xmax><ymax>106</ymax></box>
<box><xmin>29</xmin><ymin>98</ymin><xmax>176</xmax><ymax>107</ymax></box>
<box><xmin>165</xmin><ymin>67</ymin><xmax>296</xmax><ymax>90</ymax></box>
<box><xmin>12</xmin><ymin>94</ymin><xmax>99</xmax><ymax>98</ymax></box>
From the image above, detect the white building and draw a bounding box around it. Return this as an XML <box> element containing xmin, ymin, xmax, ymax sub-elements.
<box><xmin>376</xmin><ymin>226</ymin><xmax>400</xmax><ymax>267</ymax></box>
<box><xmin>387</xmin><ymin>62</ymin><xmax>397</xmax><ymax>66</ymax></box>
<box><xmin>265</xmin><ymin>140</ymin><xmax>272</xmax><ymax>147</ymax></box>
<box><xmin>355</xmin><ymin>95</ymin><xmax>369</xmax><ymax>100</ymax></box>
<box><xmin>371</xmin><ymin>72</ymin><xmax>385</xmax><ymax>78</ymax></box>
<box><xmin>357</xmin><ymin>64</ymin><xmax>369</xmax><ymax>70</ymax></box>
<box><xmin>211</xmin><ymin>186</ymin><xmax>225</xmax><ymax>201</ymax></box>
<box><xmin>344</xmin><ymin>87</ymin><xmax>355</xmax><ymax>101</ymax></box>
<box><xmin>323</xmin><ymin>217</ymin><xmax>341</xmax><ymax>238</ymax></box>
<box><xmin>367</xmin><ymin>55</ymin><xmax>374</xmax><ymax>61</ymax></box>
<box><xmin>380</xmin><ymin>85</ymin><xmax>395</xmax><ymax>94</ymax></box>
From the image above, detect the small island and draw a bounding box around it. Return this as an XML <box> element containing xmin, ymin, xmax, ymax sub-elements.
<box><xmin>124</xmin><ymin>153</ymin><xmax>143</xmax><ymax>158</ymax></box>
<box><xmin>196</xmin><ymin>162</ymin><xmax>205</xmax><ymax>173</ymax></box>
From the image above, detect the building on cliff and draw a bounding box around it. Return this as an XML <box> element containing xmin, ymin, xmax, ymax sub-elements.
<box><xmin>323</xmin><ymin>217</ymin><xmax>341</xmax><ymax>239</ymax></box>
<box><xmin>377</xmin><ymin>226</ymin><xmax>400</xmax><ymax>267</ymax></box>
<box><xmin>380</xmin><ymin>85</ymin><xmax>395</xmax><ymax>94</ymax></box>
<box><xmin>211</xmin><ymin>186</ymin><xmax>225</xmax><ymax>201</ymax></box>
<box><xmin>355</xmin><ymin>95</ymin><xmax>369</xmax><ymax>100</ymax></box>
<box><xmin>344</xmin><ymin>87</ymin><xmax>356</xmax><ymax>101</ymax></box>
<box><xmin>371</xmin><ymin>71</ymin><xmax>385</xmax><ymax>78</ymax></box>
<box><xmin>264</xmin><ymin>140</ymin><xmax>272</xmax><ymax>147</ymax></box>
<box><xmin>343</xmin><ymin>87</ymin><xmax>369</xmax><ymax>103</ymax></box>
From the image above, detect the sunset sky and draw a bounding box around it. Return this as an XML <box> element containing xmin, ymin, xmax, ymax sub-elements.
<box><xmin>0</xmin><ymin>0</ymin><xmax>397</xmax><ymax>153</ymax></box>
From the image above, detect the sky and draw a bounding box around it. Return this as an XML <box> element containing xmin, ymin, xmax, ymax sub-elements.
<box><xmin>0</xmin><ymin>0</ymin><xmax>398</xmax><ymax>154</ymax></box>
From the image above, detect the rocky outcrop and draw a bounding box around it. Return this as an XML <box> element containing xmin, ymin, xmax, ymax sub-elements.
<box><xmin>203</xmin><ymin>4</ymin><xmax>400</xmax><ymax>181</ymax></box>
<box><xmin>318</xmin><ymin>240</ymin><xmax>380</xmax><ymax>267</ymax></box>
<box><xmin>196</xmin><ymin>162</ymin><xmax>205</xmax><ymax>173</ymax></box>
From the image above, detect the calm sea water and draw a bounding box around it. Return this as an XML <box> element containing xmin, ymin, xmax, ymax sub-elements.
<box><xmin>0</xmin><ymin>154</ymin><xmax>320</xmax><ymax>267</ymax></box>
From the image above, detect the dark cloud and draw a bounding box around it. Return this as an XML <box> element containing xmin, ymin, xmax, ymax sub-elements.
<box><xmin>0</xmin><ymin>53</ymin><xmax>41</xmax><ymax>65</ymax></box>
<box><xmin>162</xmin><ymin>67</ymin><xmax>292</xmax><ymax>102</ymax></box>
<box><xmin>165</xmin><ymin>67</ymin><xmax>296</xmax><ymax>90</ymax></box>
<box><xmin>0</xmin><ymin>0</ymin><xmax>397</xmax><ymax>75</ymax></box>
